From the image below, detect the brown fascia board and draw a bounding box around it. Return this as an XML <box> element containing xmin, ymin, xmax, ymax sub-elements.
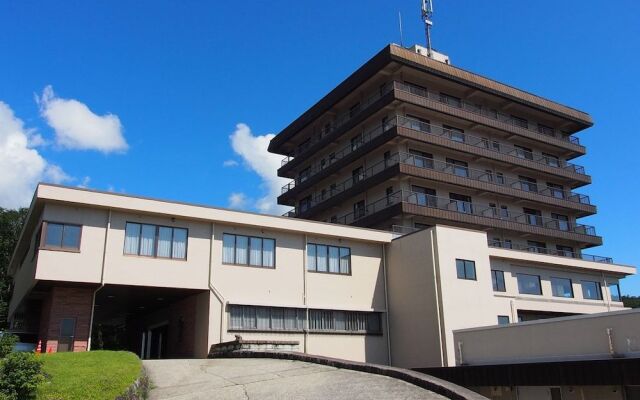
<box><xmin>269</xmin><ymin>44</ymin><xmax>593</xmax><ymax>154</ymax></box>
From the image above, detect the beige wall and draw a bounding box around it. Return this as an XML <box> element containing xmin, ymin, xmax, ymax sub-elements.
<box><xmin>454</xmin><ymin>308</ymin><xmax>640</xmax><ymax>365</ymax></box>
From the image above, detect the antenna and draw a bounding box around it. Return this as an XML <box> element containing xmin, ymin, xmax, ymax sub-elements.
<box><xmin>398</xmin><ymin>11</ymin><xmax>404</xmax><ymax>47</ymax></box>
<box><xmin>421</xmin><ymin>0</ymin><xmax>434</xmax><ymax>57</ymax></box>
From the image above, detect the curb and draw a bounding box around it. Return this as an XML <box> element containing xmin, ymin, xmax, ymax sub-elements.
<box><xmin>212</xmin><ymin>350</ymin><xmax>488</xmax><ymax>400</ymax></box>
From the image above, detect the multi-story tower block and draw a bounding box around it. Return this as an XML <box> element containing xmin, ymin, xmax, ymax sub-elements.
<box><xmin>270</xmin><ymin>44</ymin><xmax>604</xmax><ymax>260</ymax></box>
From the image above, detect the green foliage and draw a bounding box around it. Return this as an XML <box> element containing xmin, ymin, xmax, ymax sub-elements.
<box><xmin>622</xmin><ymin>295</ymin><xmax>640</xmax><ymax>309</ymax></box>
<box><xmin>0</xmin><ymin>352</ymin><xmax>43</xmax><ymax>400</ymax></box>
<box><xmin>37</xmin><ymin>351</ymin><xmax>141</xmax><ymax>400</ymax></box>
<box><xmin>0</xmin><ymin>335</ymin><xmax>18</xmax><ymax>358</ymax></box>
<box><xmin>0</xmin><ymin>208</ymin><xmax>28</xmax><ymax>329</ymax></box>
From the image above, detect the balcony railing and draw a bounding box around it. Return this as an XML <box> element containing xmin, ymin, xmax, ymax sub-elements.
<box><xmin>282</xmin><ymin>80</ymin><xmax>581</xmax><ymax>168</ymax></box>
<box><xmin>394</xmin><ymin>81</ymin><xmax>581</xmax><ymax>146</ymax></box>
<box><xmin>280</xmin><ymin>118</ymin><xmax>398</xmax><ymax>194</ymax></box>
<box><xmin>332</xmin><ymin>190</ymin><xmax>598</xmax><ymax>237</ymax></box>
<box><xmin>396</xmin><ymin>115</ymin><xmax>586</xmax><ymax>175</ymax></box>
<box><xmin>487</xmin><ymin>239</ymin><xmax>613</xmax><ymax>264</ymax></box>
<box><xmin>281</xmin><ymin>82</ymin><xmax>395</xmax><ymax>167</ymax></box>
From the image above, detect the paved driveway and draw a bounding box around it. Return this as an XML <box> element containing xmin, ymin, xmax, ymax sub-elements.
<box><xmin>144</xmin><ymin>358</ymin><xmax>449</xmax><ymax>399</ymax></box>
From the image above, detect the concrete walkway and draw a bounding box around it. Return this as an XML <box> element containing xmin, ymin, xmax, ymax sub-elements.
<box><xmin>144</xmin><ymin>358</ymin><xmax>449</xmax><ymax>399</ymax></box>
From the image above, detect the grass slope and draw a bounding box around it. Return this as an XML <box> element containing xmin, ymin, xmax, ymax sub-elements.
<box><xmin>37</xmin><ymin>351</ymin><xmax>141</xmax><ymax>400</ymax></box>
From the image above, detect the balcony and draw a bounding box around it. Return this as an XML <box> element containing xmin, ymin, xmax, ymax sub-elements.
<box><xmin>487</xmin><ymin>239</ymin><xmax>613</xmax><ymax>264</ymax></box>
<box><xmin>281</xmin><ymin>81</ymin><xmax>584</xmax><ymax>169</ymax></box>
<box><xmin>331</xmin><ymin>190</ymin><xmax>601</xmax><ymax>246</ymax></box>
<box><xmin>393</xmin><ymin>81</ymin><xmax>582</xmax><ymax>147</ymax></box>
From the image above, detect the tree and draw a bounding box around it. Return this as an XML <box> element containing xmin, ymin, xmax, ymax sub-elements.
<box><xmin>0</xmin><ymin>208</ymin><xmax>28</xmax><ymax>330</ymax></box>
<box><xmin>622</xmin><ymin>295</ymin><xmax>640</xmax><ymax>309</ymax></box>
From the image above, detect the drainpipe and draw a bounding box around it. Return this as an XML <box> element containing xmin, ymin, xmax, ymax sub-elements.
<box><xmin>602</xmin><ymin>273</ymin><xmax>611</xmax><ymax>312</ymax></box>
<box><xmin>208</xmin><ymin>223</ymin><xmax>226</xmax><ymax>344</ymax></box>
<box><xmin>88</xmin><ymin>208</ymin><xmax>111</xmax><ymax>351</ymax></box>
<box><xmin>303</xmin><ymin>235</ymin><xmax>308</xmax><ymax>353</ymax></box>
<box><xmin>382</xmin><ymin>244</ymin><xmax>392</xmax><ymax>365</ymax></box>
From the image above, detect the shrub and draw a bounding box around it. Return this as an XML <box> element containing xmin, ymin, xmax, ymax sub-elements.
<box><xmin>0</xmin><ymin>352</ymin><xmax>43</xmax><ymax>400</ymax></box>
<box><xmin>0</xmin><ymin>335</ymin><xmax>18</xmax><ymax>359</ymax></box>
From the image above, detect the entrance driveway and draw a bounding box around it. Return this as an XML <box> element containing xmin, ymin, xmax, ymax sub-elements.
<box><xmin>144</xmin><ymin>358</ymin><xmax>449</xmax><ymax>399</ymax></box>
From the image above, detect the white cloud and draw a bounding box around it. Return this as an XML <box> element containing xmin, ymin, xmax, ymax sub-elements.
<box><xmin>0</xmin><ymin>101</ymin><xmax>72</xmax><ymax>209</ymax></box>
<box><xmin>223</xmin><ymin>159</ymin><xmax>239</xmax><ymax>167</ymax></box>
<box><xmin>229</xmin><ymin>123</ymin><xmax>288</xmax><ymax>215</ymax></box>
<box><xmin>37</xmin><ymin>85</ymin><xmax>128</xmax><ymax>153</ymax></box>
<box><xmin>77</xmin><ymin>176</ymin><xmax>91</xmax><ymax>189</ymax></box>
<box><xmin>228</xmin><ymin>192</ymin><xmax>248</xmax><ymax>209</ymax></box>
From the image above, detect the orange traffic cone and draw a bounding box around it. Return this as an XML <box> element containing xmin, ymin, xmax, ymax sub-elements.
<box><xmin>35</xmin><ymin>340</ymin><xmax>42</xmax><ymax>354</ymax></box>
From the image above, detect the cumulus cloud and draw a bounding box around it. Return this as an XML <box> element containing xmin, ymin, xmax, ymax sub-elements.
<box><xmin>0</xmin><ymin>101</ymin><xmax>71</xmax><ymax>209</ymax></box>
<box><xmin>223</xmin><ymin>159</ymin><xmax>239</xmax><ymax>167</ymax></box>
<box><xmin>227</xmin><ymin>192</ymin><xmax>248</xmax><ymax>209</ymax></box>
<box><xmin>37</xmin><ymin>85</ymin><xmax>128</xmax><ymax>153</ymax></box>
<box><xmin>229</xmin><ymin>123</ymin><xmax>288</xmax><ymax>214</ymax></box>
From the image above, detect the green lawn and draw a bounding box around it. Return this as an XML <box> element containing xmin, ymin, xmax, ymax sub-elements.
<box><xmin>37</xmin><ymin>351</ymin><xmax>141</xmax><ymax>400</ymax></box>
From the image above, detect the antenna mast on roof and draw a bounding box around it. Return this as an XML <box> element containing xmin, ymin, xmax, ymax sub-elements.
<box><xmin>421</xmin><ymin>0</ymin><xmax>434</xmax><ymax>57</ymax></box>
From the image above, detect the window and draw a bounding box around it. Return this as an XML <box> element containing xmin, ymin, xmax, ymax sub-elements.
<box><xmin>307</xmin><ymin>243</ymin><xmax>351</xmax><ymax>275</ymax></box>
<box><xmin>405</xmin><ymin>82</ymin><xmax>427</xmax><ymax>96</ymax></box>
<box><xmin>456</xmin><ymin>259</ymin><xmax>476</xmax><ymax>280</ymax></box>
<box><xmin>43</xmin><ymin>222</ymin><xmax>81</xmax><ymax>251</ymax></box>
<box><xmin>582</xmin><ymin>281</ymin><xmax>602</xmax><ymax>300</ymax></box>
<box><xmin>352</xmin><ymin>166</ymin><xmax>364</xmax><ymax>185</ymax></box>
<box><xmin>551</xmin><ymin>213</ymin><xmax>570</xmax><ymax>231</ymax></box>
<box><xmin>123</xmin><ymin>222</ymin><xmax>188</xmax><ymax>259</ymax></box>
<box><xmin>492</xmin><ymin>270</ymin><xmax>506</xmax><ymax>292</ymax></box>
<box><xmin>439</xmin><ymin>93</ymin><xmax>462</xmax><ymax>108</ymax></box>
<box><xmin>222</xmin><ymin>233</ymin><xmax>275</xmax><ymax>267</ymax></box>
<box><xmin>299</xmin><ymin>167</ymin><xmax>311</xmax><ymax>183</ymax></box>
<box><xmin>409</xmin><ymin>149</ymin><xmax>434</xmax><ymax>169</ymax></box>
<box><xmin>519</xmin><ymin>175</ymin><xmax>538</xmax><ymax>192</ymax></box>
<box><xmin>556</xmin><ymin>245</ymin><xmax>574</xmax><ymax>257</ymax></box>
<box><xmin>351</xmin><ymin>134</ymin><xmax>363</xmax><ymax>151</ymax></box>
<box><xmin>444</xmin><ymin>125</ymin><xmax>465</xmax><ymax>143</ymax></box>
<box><xmin>229</xmin><ymin>305</ymin><xmax>305</xmax><ymax>331</ymax></box>
<box><xmin>353</xmin><ymin>200</ymin><xmax>366</xmax><ymax>219</ymax></box>
<box><xmin>309</xmin><ymin>309</ymin><xmax>381</xmax><ymax>334</ymax></box>
<box><xmin>499</xmin><ymin>205</ymin><xmax>510</xmax><ymax>219</ymax></box>
<box><xmin>406</xmin><ymin>114</ymin><xmax>430</xmax><ymax>132</ymax></box>
<box><xmin>510</xmin><ymin>115</ymin><xmax>528</xmax><ymax>129</ymax></box>
<box><xmin>543</xmin><ymin>153</ymin><xmax>560</xmax><ymax>167</ymax></box>
<box><xmin>299</xmin><ymin>196</ymin><xmax>312</xmax><ymax>213</ymax></box>
<box><xmin>527</xmin><ymin>240</ymin><xmax>547</xmax><ymax>254</ymax></box>
<box><xmin>349</xmin><ymin>102</ymin><xmax>361</xmax><ymax>118</ymax></box>
<box><xmin>547</xmin><ymin>183</ymin><xmax>565</xmax><ymax>199</ymax></box>
<box><xmin>514</xmin><ymin>144</ymin><xmax>533</xmax><ymax>160</ymax></box>
<box><xmin>523</xmin><ymin>208</ymin><xmax>542</xmax><ymax>226</ymax></box>
<box><xmin>446</xmin><ymin>158</ymin><xmax>469</xmax><ymax>177</ymax></box>
<box><xmin>537</xmin><ymin>124</ymin><xmax>555</xmax><ymax>136</ymax></box>
<box><xmin>551</xmin><ymin>277</ymin><xmax>574</xmax><ymax>298</ymax></box>
<box><xmin>412</xmin><ymin>185</ymin><xmax>436</xmax><ymax>207</ymax></box>
<box><xmin>495</xmin><ymin>172</ymin><xmax>505</xmax><ymax>185</ymax></box>
<box><xmin>517</xmin><ymin>273</ymin><xmax>542</xmax><ymax>295</ymax></box>
<box><xmin>450</xmin><ymin>193</ymin><xmax>472</xmax><ymax>214</ymax></box>
<box><xmin>504</xmin><ymin>239</ymin><xmax>513</xmax><ymax>249</ymax></box>
<box><xmin>497</xmin><ymin>316</ymin><xmax>510</xmax><ymax>325</ymax></box>
<box><xmin>609</xmin><ymin>283</ymin><xmax>621</xmax><ymax>302</ymax></box>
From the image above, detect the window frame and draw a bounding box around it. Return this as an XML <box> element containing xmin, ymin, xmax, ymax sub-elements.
<box><xmin>228</xmin><ymin>304</ymin><xmax>305</xmax><ymax>332</ymax></box>
<box><xmin>41</xmin><ymin>221</ymin><xmax>83</xmax><ymax>252</ymax></box>
<box><xmin>550</xmin><ymin>277</ymin><xmax>574</xmax><ymax>298</ymax></box>
<box><xmin>497</xmin><ymin>315</ymin><xmax>510</xmax><ymax>325</ymax></box>
<box><xmin>221</xmin><ymin>233</ymin><xmax>276</xmax><ymax>268</ymax></box>
<box><xmin>123</xmin><ymin>222</ymin><xmax>189</xmax><ymax>260</ymax></box>
<box><xmin>491</xmin><ymin>270</ymin><xmax>506</xmax><ymax>292</ymax></box>
<box><xmin>306</xmin><ymin>243</ymin><xmax>351</xmax><ymax>275</ymax></box>
<box><xmin>609</xmin><ymin>283</ymin><xmax>622</xmax><ymax>302</ymax></box>
<box><xmin>456</xmin><ymin>259</ymin><xmax>477</xmax><ymax>281</ymax></box>
<box><xmin>581</xmin><ymin>280</ymin><xmax>603</xmax><ymax>300</ymax></box>
<box><xmin>517</xmin><ymin>273</ymin><xmax>543</xmax><ymax>295</ymax></box>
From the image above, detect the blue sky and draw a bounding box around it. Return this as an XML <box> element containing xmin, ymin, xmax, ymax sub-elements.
<box><xmin>1</xmin><ymin>1</ymin><xmax>639</xmax><ymax>294</ymax></box>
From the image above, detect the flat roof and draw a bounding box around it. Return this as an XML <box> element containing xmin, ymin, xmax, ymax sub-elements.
<box><xmin>269</xmin><ymin>44</ymin><xmax>592</xmax><ymax>153</ymax></box>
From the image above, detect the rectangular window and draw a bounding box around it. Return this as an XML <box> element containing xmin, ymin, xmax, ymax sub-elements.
<box><xmin>456</xmin><ymin>259</ymin><xmax>476</xmax><ymax>280</ymax></box>
<box><xmin>527</xmin><ymin>240</ymin><xmax>547</xmax><ymax>254</ymax></box>
<box><xmin>406</xmin><ymin>114</ymin><xmax>430</xmax><ymax>132</ymax></box>
<box><xmin>307</xmin><ymin>243</ymin><xmax>351</xmax><ymax>275</ymax></box>
<box><xmin>543</xmin><ymin>153</ymin><xmax>560</xmax><ymax>167</ymax></box>
<box><xmin>491</xmin><ymin>270</ymin><xmax>506</xmax><ymax>292</ymax></box>
<box><xmin>609</xmin><ymin>283</ymin><xmax>621</xmax><ymax>302</ymax></box>
<box><xmin>450</xmin><ymin>193</ymin><xmax>472</xmax><ymax>214</ymax></box>
<box><xmin>444</xmin><ymin>125</ymin><xmax>465</xmax><ymax>142</ymax></box>
<box><xmin>523</xmin><ymin>208</ymin><xmax>542</xmax><ymax>226</ymax></box>
<box><xmin>495</xmin><ymin>172</ymin><xmax>505</xmax><ymax>185</ymax></box>
<box><xmin>547</xmin><ymin>182</ymin><xmax>565</xmax><ymax>199</ymax></box>
<box><xmin>439</xmin><ymin>93</ymin><xmax>462</xmax><ymax>108</ymax></box>
<box><xmin>517</xmin><ymin>273</ymin><xmax>542</xmax><ymax>295</ymax></box>
<box><xmin>582</xmin><ymin>281</ymin><xmax>602</xmax><ymax>300</ymax></box>
<box><xmin>551</xmin><ymin>213</ymin><xmax>570</xmax><ymax>231</ymax></box>
<box><xmin>538</xmin><ymin>124</ymin><xmax>555</xmax><ymax>136</ymax></box>
<box><xmin>511</xmin><ymin>115</ymin><xmax>528</xmax><ymax>129</ymax></box>
<box><xmin>123</xmin><ymin>222</ymin><xmax>188</xmax><ymax>260</ymax></box>
<box><xmin>222</xmin><ymin>233</ymin><xmax>275</xmax><ymax>268</ymax></box>
<box><xmin>446</xmin><ymin>158</ymin><xmax>469</xmax><ymax>177</ymax></box>
<box><xmin>551</xmin><ymin>277</ymin><xmax>574</xmax><ymax>298</ymax></box>
<box><xmin>309</xmin><ymin>309</ymin><xmax>381</xmax><ymax>334</ymax></box>
<box><xmin>519</xmin><ymin>175</ymin><xmax>538</xmax><ymax>192</ymax></box>
<box><xmin>44</xmin><ymin>222</ymin><xmax>82</xmax><ymax>251</ymax></box>
<box><xmin>514</xmin><ymin>144</ymin><xmax>533</xmax><ymax>160</ymax></box>
<box><xmin>228</xmin><ymin>305</ymin><xmax>305</xmax><ymax>332</ymax></box>
<box><xmin>409</xmin><ymin>149</ymin><xmax>434</xmax><ymax>169</ymax></box>
<box><xmin>497</xmin><ymin>316</ymin><xmax>510</xmax><ymax>325</ymax></box>
<box><xmin>556</xmin><ymin>245</ymin><xmax>574</xmax><ymax>258</ymax></box>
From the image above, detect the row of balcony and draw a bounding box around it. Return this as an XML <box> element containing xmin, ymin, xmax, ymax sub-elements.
<box><xmin>281</xmin><ymin>114</ymin><xmax>587</xmax><ymax>195</ymax></box>
<box><xmin>487</xmin><ymin>240</ymin><xmax>613</xmax><ymax>264</ymax></box>
<box><xmin>281</xmin><ymin>81</ymin><xmax>582</xmax><ymax>167</ymax></box>
<box><xmin>322</xmin><ymin>189</ymin><xmax>597</xmax><ymax>237</ymax></box>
